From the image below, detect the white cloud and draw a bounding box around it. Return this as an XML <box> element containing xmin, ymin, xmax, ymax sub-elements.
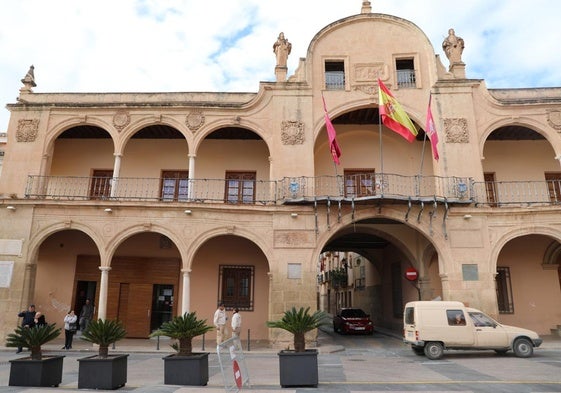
<box><xmin>1</xmin><ymin>0</ymin><xmax>560</xmax><ymax>131</ymax></box>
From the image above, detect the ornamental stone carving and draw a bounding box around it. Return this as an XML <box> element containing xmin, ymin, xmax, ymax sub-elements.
<box><xmin>186</xmin><ymin>111</ymin><xmax>205</xmax><ymax>131</ymax></box>
<box><xmin>112</xmin><ymin>110</ymin><xmax>130</xmax><ymax>131</ymax></box>
<box><xmin>281</xmin><ymin>120</ymin><xmax>305</xmax><ymax>145</ymax></box>
<box><xmin>16</xmin><ymin>119</ymin><xmax>39</xmax><ymax>142</ymax></box>
<box><xmin>444</xmin><ymin>118</ymin><xmax>469</xmax><ymax>143</ymax></box>
<box><xmin>547</xmin><ymin>109</ymin><xmax>561</xmax><ymax>130</ymax></box>
<box><xmin>352</xmin><ymin>63</ymin><xmax>388</xmax><ymax>95</ymax></box>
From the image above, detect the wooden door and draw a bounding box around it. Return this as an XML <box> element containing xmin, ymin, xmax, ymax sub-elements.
<box><xmin>121</xmin><ymin>283</ymin><xmax>153</xmax><ymax>338</ymax></box>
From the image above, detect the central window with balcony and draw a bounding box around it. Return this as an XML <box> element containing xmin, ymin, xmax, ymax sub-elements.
<box><xmin>161</xmin><ymin>170</ymin><xmax>189</xmax><ymax>201</ymax></box>
<box><xmin>344</xmin><ymin>169</ymin><xmax>376</xmax><ymax>198</ymax></box>
<box><xmin>225</xmin><ymin>171</ymin><xmax>256</xmax><ymax>204</ymax></box>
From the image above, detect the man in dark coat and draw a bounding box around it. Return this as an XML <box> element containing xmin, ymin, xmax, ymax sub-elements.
<box><xmin>16</xmin><ymin>304</ymin><xmax>36</xmax><ymax>353</ymax></box>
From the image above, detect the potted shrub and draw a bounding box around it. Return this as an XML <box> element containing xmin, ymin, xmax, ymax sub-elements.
<box><xmin>266</xmin><ymin>306</ymin><xmax>329</xmax><ymax>388</ymax></box>
<box><xmin>77</xmin><ymin>318</ymin><xmax>128</xmax><ymax>390</ymax></box>
<box><xmin>6</xmin><ymin>323</ymin><xmax>64</xmax><ymax>387</ymax></box>
<box><xmin>150</xmin><ymin>311</ymin><xmax>214</xmax><ymax>386</ymax></box>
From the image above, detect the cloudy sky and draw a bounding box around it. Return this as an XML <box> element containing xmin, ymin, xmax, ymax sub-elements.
<box><xmin>1</xmin><ymin>0</ymin><xmax>560</xmax><ymax>132</ymax></box>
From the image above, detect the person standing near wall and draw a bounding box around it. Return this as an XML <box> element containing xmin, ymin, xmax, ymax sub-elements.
<box><xmin>231</xmin><ymin>308</ymin><xmax>242</xmax><ymax>338</ymax></box>
<box><xmin>16</xmin><ymin>304</ymin><xmax>36</xmax><ymax>353</ymax></box>
<box><xmin>63</xmin><ymin>310</ymin><xmax>78</xmax><ymax>350</ymax></box>
<box><xmin>213</xmin><ymin>303</ymin><xmax>227</xmax><ymax>344</ymax></box>
<box><xmin>79</xmin><ymin>298</ymin><xmax>94</xmax><ymax>332</ymax></box>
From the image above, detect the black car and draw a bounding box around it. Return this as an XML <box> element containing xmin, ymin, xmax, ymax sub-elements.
<box><xmin>333</xmin><ymin>308</ymin><xmax>374</xmax><ymax>334</ymax></box>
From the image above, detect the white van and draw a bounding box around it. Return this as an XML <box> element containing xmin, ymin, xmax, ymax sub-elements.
<box><xmin>403</xmin><ymin>301</ymin><xmax>542</xmax><ymax>360</ymax></box>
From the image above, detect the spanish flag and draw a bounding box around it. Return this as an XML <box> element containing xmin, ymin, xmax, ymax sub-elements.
<box><xmin>378</xmin><ymin>78</ymin><xmax>417</xmax><ymax>143</ymax></box>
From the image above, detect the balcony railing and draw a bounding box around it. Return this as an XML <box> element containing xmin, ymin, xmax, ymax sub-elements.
<box><xmin>396</xmin><ymin>69</ymin><xmax>416</xmax><ymax>88</ymax></box>
<box><xmin>25</xmin><ymin>174</ymin><xmax>475</xmax><ymax>205</ymax></box>
<box><xmin>472</xmin><ymin>180</ymin><xmax>561</xmax><ymax>206</ymax></box>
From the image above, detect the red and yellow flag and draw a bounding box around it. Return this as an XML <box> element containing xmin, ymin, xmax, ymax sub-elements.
<box><xmin>378</xmin><ymin>78</ymin><xmax>417</xmax><ymax>143</ymax></box>
<box><xmin>322</xmin><ymin>94</ymin><xmax>342</xmax><ymax>165</ymax></box>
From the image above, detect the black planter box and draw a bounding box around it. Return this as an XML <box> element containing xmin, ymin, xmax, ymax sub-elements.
<box><xmin>9</xmin><ymin>355</ymin><xmax>65</xmax><ymax>387</ymax></box>
<box><xmin>278</xmin><ymin>349</ymin><xmax>318</xmax><ymax>388</ymax></box>
<box><xmin>78</xmin><ymin>354</ymin><xmax>129</xmax><ymax>390</ymax></box>
<box><xmin>163</xmin><ymin>352</ymin><xmax>209</xmax><ymax>386</ymax></box>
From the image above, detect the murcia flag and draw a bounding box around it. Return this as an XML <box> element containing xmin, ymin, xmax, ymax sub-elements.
<box><xmin>426</xmin><ymin>94</ymin><xmax>439</xmax><ymax>160</ymax></box>
<box><xmin>321</xmin><ymin>94</ymin><xmax>342</xmax><ymax>164</ymax></box>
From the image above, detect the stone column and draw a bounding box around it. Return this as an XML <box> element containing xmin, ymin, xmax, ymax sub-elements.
<box><xmin>188</xmin><ymin>154</ymin><xmax>196</xmax><ymax>200</ymax></box>
<box><xmin>97</xmin><ymin>266</ymin><xmax>112</xmax><ymax>320</ymax></box>
<box><xmin>110</xmin><ymin>154</ymin><xmax>122</xmax><ymax>198</ymax></box>
<box><xmin>181</xmin><ymin>269</ymin><xmax>191</xmax><ymax>314</ymax></box>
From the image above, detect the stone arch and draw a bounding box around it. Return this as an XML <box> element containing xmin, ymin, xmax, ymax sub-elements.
<box><xmin>192</xmin><ymin>118</ymin><xmax>272</xmax><ymax>156</ymax></box>
<box><xmin>27</xmin><ymin>221</ymin><xmax>105</xmax><ymax>263</ymax></box>
<box><xmin>103</xmin><ymin>224</ymin><xmax>189</xmax><ymax>268</ymax></box>
<box><xmin>490</xmin><ymin>225</ymin><xmax>561</xmax><ymax>273</ymax></box>
<box><xmin>480</xmin><ymin>117</ymin><xmax>559</xmax><ymax>161</ymax></box>
<box><xmin>117</xmin><ymin>117</ymin><xmax>191</xmax><ymax>155</ymax></box>
<box><xmin>185</xmin><ymin>226</ymin><xmax>272</xmax><ymax>271</ymax></box>
<box><xmin>44</xmin><ymin>117</ymin><xmax>116</xmax><ymax>158</ymax></box>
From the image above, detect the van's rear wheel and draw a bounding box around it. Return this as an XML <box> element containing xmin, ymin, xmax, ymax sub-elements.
<box><xmin>424</xmin><ymin>342</ymin><xmax>444</xmax><ymax>360</ymax></box>
<box><xmin>513</xmin><ymin>338</ymin><xmax>533</xmax><ymax>358</ymax></box>
<box><xmin>412</xmin><ymin>346</ymin><xmax>425</xmax><ymax>356</ymax></box>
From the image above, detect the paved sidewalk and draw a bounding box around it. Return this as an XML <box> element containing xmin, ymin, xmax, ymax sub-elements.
<box><xmin>0</xmin><ymin>329</ymin><xmax>560</xmax><ymax>392</ymax></box>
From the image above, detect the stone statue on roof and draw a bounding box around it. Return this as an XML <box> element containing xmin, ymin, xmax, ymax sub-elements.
<box><xmin>442</xmin><ymin>28</ymin><xmax>464</xmax><ymax>65</ymax></box>
<box><xmin>21</xmin><ymin>65</ymin><xmax>37</xmax><ymax>88</ymax></box>
<box><xmin>273</xmin><ymin>32</ymin><xmax>291</xmax><ymax>68</ymax></box>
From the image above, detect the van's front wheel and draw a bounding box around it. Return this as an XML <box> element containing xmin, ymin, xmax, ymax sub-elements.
<box><xmin>513</xmin><ymin>338</ymin><xmax>533</xmax><ymax>358</ymax></box>
<box><xmin>424</xmin><ymin>342</ymin><xmax>444</xmax><ymax>360</ymax></box>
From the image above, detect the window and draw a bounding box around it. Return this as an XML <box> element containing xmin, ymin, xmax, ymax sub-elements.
<box><xmin>219</xmin><ymin>265</ymin><xmax>254</xmax><ymax>310</ymax></box>
<box><xmin>395</xmin><ymin>58</ymin><xmax>416</xmax><ymax>88</ymax></box>
<box><xmin>225</xmin><ymin>171</ymin><xmax>256</xmax><ymax>204</ymax></box>
<box><xmin>484</xmin><ymin>172</ymin><xmax>498</xmax><ymax>207</ymax></box>
<box><xmin>161</xmin><ymin>170</ymin><xmax>189</xmax><ymax>201</ymax></box>
<box><xmin>90</xmin><ymin>170</ymin><xmax>113</xmax><ymax>199</ymax></box>
<box><xmin>496</xmin><ymin>266</ymin><xmax>514</xmax><ymax>313</ymax></box>
<box><xmin>325</xmin><ymin>61</ymin><xmax>345</xmax><ymax>90</ymax></box>
<box><xmin>545</xmin><ymin>172</ymin><xmax>561</xmax><ymax>203</ymax></box>
<box><xmin>344</xmin><ymin>169</ymin><xmax>376</xmax><ymax>198</ymax></box>
<box><xmin>447</xmin><ymin>310</ymin><xmax>466</xmax><ymax>326</ymax></box>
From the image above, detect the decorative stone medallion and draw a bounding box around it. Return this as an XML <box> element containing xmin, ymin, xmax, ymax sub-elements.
<box><xmin>547</xmin><ymin>110</ymin><xmax>561</xmax><ymax>130</ymax></box>
<box><xmin>113</xmin><ymin>110</ymin><xmax>130</xmax><ymax>131</ymax></box>
<box><xmin>444</xmin><ymin>118</ymin><xmax>469</xmax><ymax>143</ymax></box>
<box><xmin>186</xmin><ymin>111</ymin><xmax>205</xmax><ymax>131</ymax></box>
<box><xmin>281</xmin><ymin>120</ymin><xmax>305</xmax><ymax>145</ymax></box>
<box><xmin>16</xmin><ymin>119</ymin><xmax>39</xmax><ymax>142</ymax></box>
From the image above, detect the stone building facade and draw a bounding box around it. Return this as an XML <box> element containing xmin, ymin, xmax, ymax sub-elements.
<box><xmin>1</xmin><ymin>2</ymin><xmax>560</xmax><ymax>344</ymax></box>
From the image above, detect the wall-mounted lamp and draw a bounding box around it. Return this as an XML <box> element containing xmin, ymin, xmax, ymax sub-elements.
<box><xmin>6</xmin><ymin>205</ymin><xmax>16</xmax><ymax>211</ymax></box>
<box><xmin>463</xmin><ymin>214</ymin><xmax>472</xmax><ymax>219</ymax></box>
<box><xmin>290</xmin><ymin>212</ymin><xmax>298</xmax><ymax>218</ymax></box>
<box><xmin>104</xmin><ymin>208</ymin><xmax>113</xmax><ymax>213</ymax></box>
<box><xmin>184</xmin><ymin>210</ymin><xmax>192</xmax><ymax>215</ymax></box>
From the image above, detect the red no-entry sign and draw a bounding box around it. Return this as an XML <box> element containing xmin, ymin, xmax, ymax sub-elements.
<box><xmin>233</xmin><ymin>360</ymin><xmax>242</xmax><ymax>388</ymax></box>
<box><xmin>405</xmin><ymin>267</ymin><xmax>418</xmax><ymax>281</ymax></box>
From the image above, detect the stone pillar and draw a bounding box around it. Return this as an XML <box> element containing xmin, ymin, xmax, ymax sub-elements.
<box><xmin>97</xmin><ymin>266</ymin><xmax>112</xmax><ymax>320</ymax></box>
<box><xmin>188</xmin><ymin>154</ymin><xmax>196</xmax><ymax>200</ymax></box>
<box><xmin>110</xmin><ymin>154</ymin><xmax>122</xmax><ymax>198</ymax></box>
<box><xmin>181</xmin><ymin>269</ymin><xmax>191</xmax><ymax>314</ymax></box>
<box><xmin>275</xmin><ymin>66</ymin><xmax>288</xmax><ymax>82</ymax></box>
<box><xmin>450</xmin><ymin>62</ymin><xmax>466</xmax><ymax>79</ymax></box>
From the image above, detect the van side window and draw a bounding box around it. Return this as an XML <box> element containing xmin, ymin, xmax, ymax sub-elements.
<box><xmin>447</xmin><ymin>310</ymin><xmax>466</xmax><ymax>325</ymax></box>
<box><xmin>468</xmin><ymin>312</ymin><xmax>495</xmax><ymax>327</ymax></box>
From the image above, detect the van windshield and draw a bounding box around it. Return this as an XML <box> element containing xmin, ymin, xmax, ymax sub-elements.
<box><xmin>468</xmin><ymin>311</ymin><xmax>497</xmax><ymax>327</ymax></box>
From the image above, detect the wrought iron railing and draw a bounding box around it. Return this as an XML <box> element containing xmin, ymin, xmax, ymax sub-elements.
<box><xmin>396</xmin><ymin>69</ymin><xmax>416</xmax><ymax>88</ymax></box>
<box><xmin>25</xmin><ymin>174</ymin><xmax>476</xmax><ymax>205</ymax></box>
<box><xmin>472</xmin><ymin>180</ymin><xmax>561</xmax><ymax>206</ymax></box>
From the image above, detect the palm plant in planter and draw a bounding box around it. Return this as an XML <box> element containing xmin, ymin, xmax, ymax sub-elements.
<box><xmin>77</xmin><ymin>318</ymin><xmax>128</xmax><ymax>390</ymax></box>
<box><xmin>150</xmin><ymin>312</ymin><xmax>214</xmax><ymax>386</ymax></box>
<box><xmin>266</xmin><ymin>306</ymin><xmax>329</xmax><ymax>388</ymax></box>
<box><xmin>6</xmin><ymin>323</ymin><xmax>64</xmax><ymax>387</ymax></box>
